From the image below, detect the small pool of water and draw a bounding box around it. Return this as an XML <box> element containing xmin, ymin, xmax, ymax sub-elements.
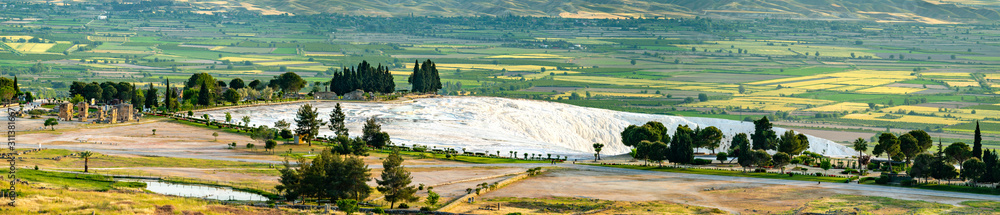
<box><xmin>119</xmin><ymin>179</ymin><xmax>269</xmax><ymax>201</ymax></box>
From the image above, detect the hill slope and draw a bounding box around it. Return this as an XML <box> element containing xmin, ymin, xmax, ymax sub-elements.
<box><xmin>225</xmin><ymin>0</ymin><xmax>999</xmax><ymax>23</ymax></box>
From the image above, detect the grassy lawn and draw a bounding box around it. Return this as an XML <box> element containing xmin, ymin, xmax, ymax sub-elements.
<box><xmin>18</xmin><ymin>149</ymin><xmax>271</xmax><ymax>170</ymax></box>
<box><xmin>3</xmin><ymin>169</ymin><xmax>123</xmax><ymax>191</ymax></box>
<box><xmin>587</xmin><ymin>164</ymin><xmax>849</xmax><ymax>183</ymax></box>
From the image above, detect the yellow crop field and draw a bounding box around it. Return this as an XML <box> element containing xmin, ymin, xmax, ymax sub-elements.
<box><xmin>484</xmin><ymin>54</ymin><xmax>570</xmax><ymax>59</ymax></box>
<box><xmin>82</xmin><ymin>64</ymin><xmax>123</xmax><ymax>69</ymax></box>
<box><xmin>842</xmin><ymin>113</ymin><xmax>966</xmax><ymax>125</ymax></box>
<box><xmin>947</xmin><ymin>81</ymin><xmax>980</xmax><ymax>87</ymax></box>
<box><xmin>881</xmin><ymin>105</ymin><xmax>1000</xmax><ymax>120</ymax></box>
<box><xmin>254</xmin><ymin>61</ymin><xmax>314</xmax><ymax>66</ymax></box>
<box><xmin>921</xmin><ymin>72</ymin><xmax>969</xmax><ymax>77</ymax></box>
<box><xmin>827</xmin><ymin>85</ymin><xmax>867</xmax><ymax>92</ymax></box>
<box><xmin>749</xmin><ymin>70</ymin><xmax>913</xmax><ymax>86</ymax></box>
<box><xmin>748</xmin><ymin>88</ymin><xmax>808</xmax><ymax>96</ymax></box>
<box><xmin>855</xmin><ymin>87</ymin><xmax>925</xmax><ymax>94</ymax></box>
<box><xmin>795</xmin><ymin>84</ymin><xmax>844</xmax><ymax>90</ymax></box>
<box><xmin>553</xmin><ymin>76</ymin><xmax>666</xmax><ymax>87</ymax></box>
<box><xmin>219</xmin><ymin>56</ymin><xmax>275</xmax><ymax>62</ymax></box>
<box><xmin>673</xmin><ymin>40</ymin><xmax>878</xmax><ymax>58</ymax></box>
<box><xmin>805</xmin><ymin>102</ymin><xmax>872</xmax><ymax>112</ymax></box>
<box><xmin>437</xmin><ymin>63</ymin><xmax>548</xmax><ymax>72</ymax></box>
<box><xmin>210</xmin><ymin>46</ymin><xmax>225</xmax><ymax>51</ymax></box>
<box><xmin>292</xmin><ymin>65</ymin><xmax>334</xmax><ymax>72</ymax></box>
<box><xmin>0</xmin><ymin>36</ymin><xmax>33</xmax><ymax>41</ymax></box>
<box><xmin>4</xmin><ymin>43</ymin><xmax>55</xmax><ymax>53</ymax></box>
<box><xmin>841</xmin><ymin>78</ymin><xmax>908</xmax><ymax>86</ymax></box>
<box><xmin>686</xmin><ymin>97</ymin><xmax>834</xmax><ymax>112</ymax></box>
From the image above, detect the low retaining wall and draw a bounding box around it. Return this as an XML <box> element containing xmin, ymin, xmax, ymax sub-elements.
<box><xmin>437</xmin><ymin>170</ymin><xmax>542</xmax><ymax>212</ymax></box>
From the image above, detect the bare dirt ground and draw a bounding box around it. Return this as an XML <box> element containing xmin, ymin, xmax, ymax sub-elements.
<box><xmin>477</xmin><ymin>169</ymin><xmax>981</xmax><ymax>214</ymax></box>
<box><xmin>20</xmin><ymin>119</ymin><xmax>248</xmax><ymax>158</ymax></box>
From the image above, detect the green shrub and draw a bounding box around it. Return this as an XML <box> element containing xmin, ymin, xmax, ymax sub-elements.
<box><xmin>336</xmin><ymin>199</ymin><xmax>359</xmax><ymax>214</ymax></box>
<box><xmin>279</xmin><ymin>129</ymin><xmax>293</xmax><ymax>139</ymax></box>
<box><xmin>875</xmin><ymin>175</ymin><xmax>890</xmax><ymax>184</ymax></box>
<box><xmin>397</xmin><ymin>203</ymin><xmax>409</xmax><ymax>209</ymax></box>
<box><xmin>692</xmin><ymin>158</ymin><xmax>713</xmax><ymax>165</ymax></box>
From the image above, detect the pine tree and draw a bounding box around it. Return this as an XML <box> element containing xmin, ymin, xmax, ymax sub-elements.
<box><xmin>329</xmin><ymin>103</ymin><xmax>348</xmax><ymax>136</ymax></box>
<box><xmin>974</xmin><ymin>121</ymin><xmax>983</xmax><ymax>159</ymax></box>
<box><xmin>295</xmin><ymin>103</ymin><xmax>321</xmax><ymax>146</ymax></box>
<box><xmin>751</xmin><ymin>117</ymin><xmax>778</xmax><ymax>150</ymax></box>
<box><xmin>377</xmin><ymin>150</ymin><xmax>418</xmax><ymax>209</ymax></box>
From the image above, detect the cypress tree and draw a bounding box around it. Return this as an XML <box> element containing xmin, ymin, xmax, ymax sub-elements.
<box><xmin>983</xmin><ymin>150</ymin><xmax>998</xmax><ymax>183</ymax></box>
<box><xmin>12</xmin><ymin>75</ymin><xmax>20</xmax><ymax>95</ymax></box>
<box><xmin>974</xmin><ymin>121</ymin><xmax>983</xmax><ymax>159</ymax></box>
<box><xmin>164</xmin><ymin>79</ymin><xmax>172</xmax><ymax>110</ymax></box>
<box><xmin>408</xmin><ymin>60</ymin><xmax>423</xmax><ymax>93</ymax></box>
<box><xmin>428</xmin><ymin>60</ymin><xmax>441</xmax><ymax>92</ymax></box>
<box><xmin>145</xmin><ymin>83</ymin><xmax>158</xmax><ymax>109</ymax></box>
<box><xmin>669</xmin><ymin>125</ymin><xmax>695</xmax><ymax>164</ymax></box>
<box><xmin>198</xmin><ymin>81</ymin><xmax>213</xmax><ymax>106</ymax></box>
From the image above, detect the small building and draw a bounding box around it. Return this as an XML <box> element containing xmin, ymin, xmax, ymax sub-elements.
<box><xmin>313</xmin><ymin>92</ymin><xmax>337</xmax><ymax>100</ymax></box>
<box><xmin>343</xmin><ymin>89</ymin><xmax>365</xmax><ymax>100</ymax></box>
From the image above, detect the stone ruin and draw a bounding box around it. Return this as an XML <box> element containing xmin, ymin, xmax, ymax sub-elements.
<box><xmin>96</xmin><ymin>106</ymin><xmax>106</xmax><ymax>122</ymax></box>
<box><xmin>115</xmin><ymin>104</ymin><xmax>133</xmax><ymax>122</ymax></box>
<box><xmin>57</xmin><ymin>102</ymin><xmax>73</xmax><ymax>121</ymax></box>
<box><xmin>343</xmin><ymin>89</ymin><xmax>365</xmax><ymax>100</ymax></box>
<box><xmin>76</xmin><ymin>102</ymin><xmax>88</xmax><ymax>122</ymax></box>
<box><xmin>108</xmin><ymin>108</ymin><xmax>118</xmax><ymax>124</ymax></box>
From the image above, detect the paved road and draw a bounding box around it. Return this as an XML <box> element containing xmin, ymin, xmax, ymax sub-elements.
<box><xmin>24</xmin><ymin>145</ymin><xmax>1000</xmax><ymax>202</ymax></box>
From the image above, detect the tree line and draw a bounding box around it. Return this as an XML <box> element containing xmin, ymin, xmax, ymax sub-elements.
<box><xmin>328</xmin><ymin>60</ymin><xmax>395</xmax><ymax>95</ymax></box>
<box><xmin>620</xmin><ymin>121</ymin><xmax>722</xmax><ymax>165</ymax></box>
<box><xmin>408</xmin><ymin>59</ymin><xmax>441</xmax><ymax>93</ymax></box>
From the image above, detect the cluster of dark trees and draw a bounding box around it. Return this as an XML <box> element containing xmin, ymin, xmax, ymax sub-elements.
<box><xmin>408</xmin><ymin>60</ymin><xmax>442</xmax><ymax>93</ymax></box>
<box><xmin>69</xmin><ymin>81</ymin><xmax>143</xmax><ymax>105</ymax></box>
<box><xmin>0</xmin><ymin>77</ymin><xmax>23</xmax><ymax>101</ymax></box>
<box><xmin>328</xmin><ymin>60</ymin><xmax>395</xmax><ymax>95</ymax></box>
<box><xmin>871</xmin><ymin>129</ymin><xmax>937</xmax><ymax>164</ymax></box>
<box><xmin>621</xmin><ymin>121</ymin><xmax>722</xmax><ymax>165</ymax></box>
<box><xmin>70</xmin><ymin>71</ymin><xmax>304</xmax><ymax>111</ymax></box>
<box><xmin>277</xmin><ymin>148</ymin><xmax>417</xmax><ymax>209</ymax></box>
<box><xmin>276</xmin><ymin>150</ymin><xmax>372</xmax><ymax>203</ymax></box>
